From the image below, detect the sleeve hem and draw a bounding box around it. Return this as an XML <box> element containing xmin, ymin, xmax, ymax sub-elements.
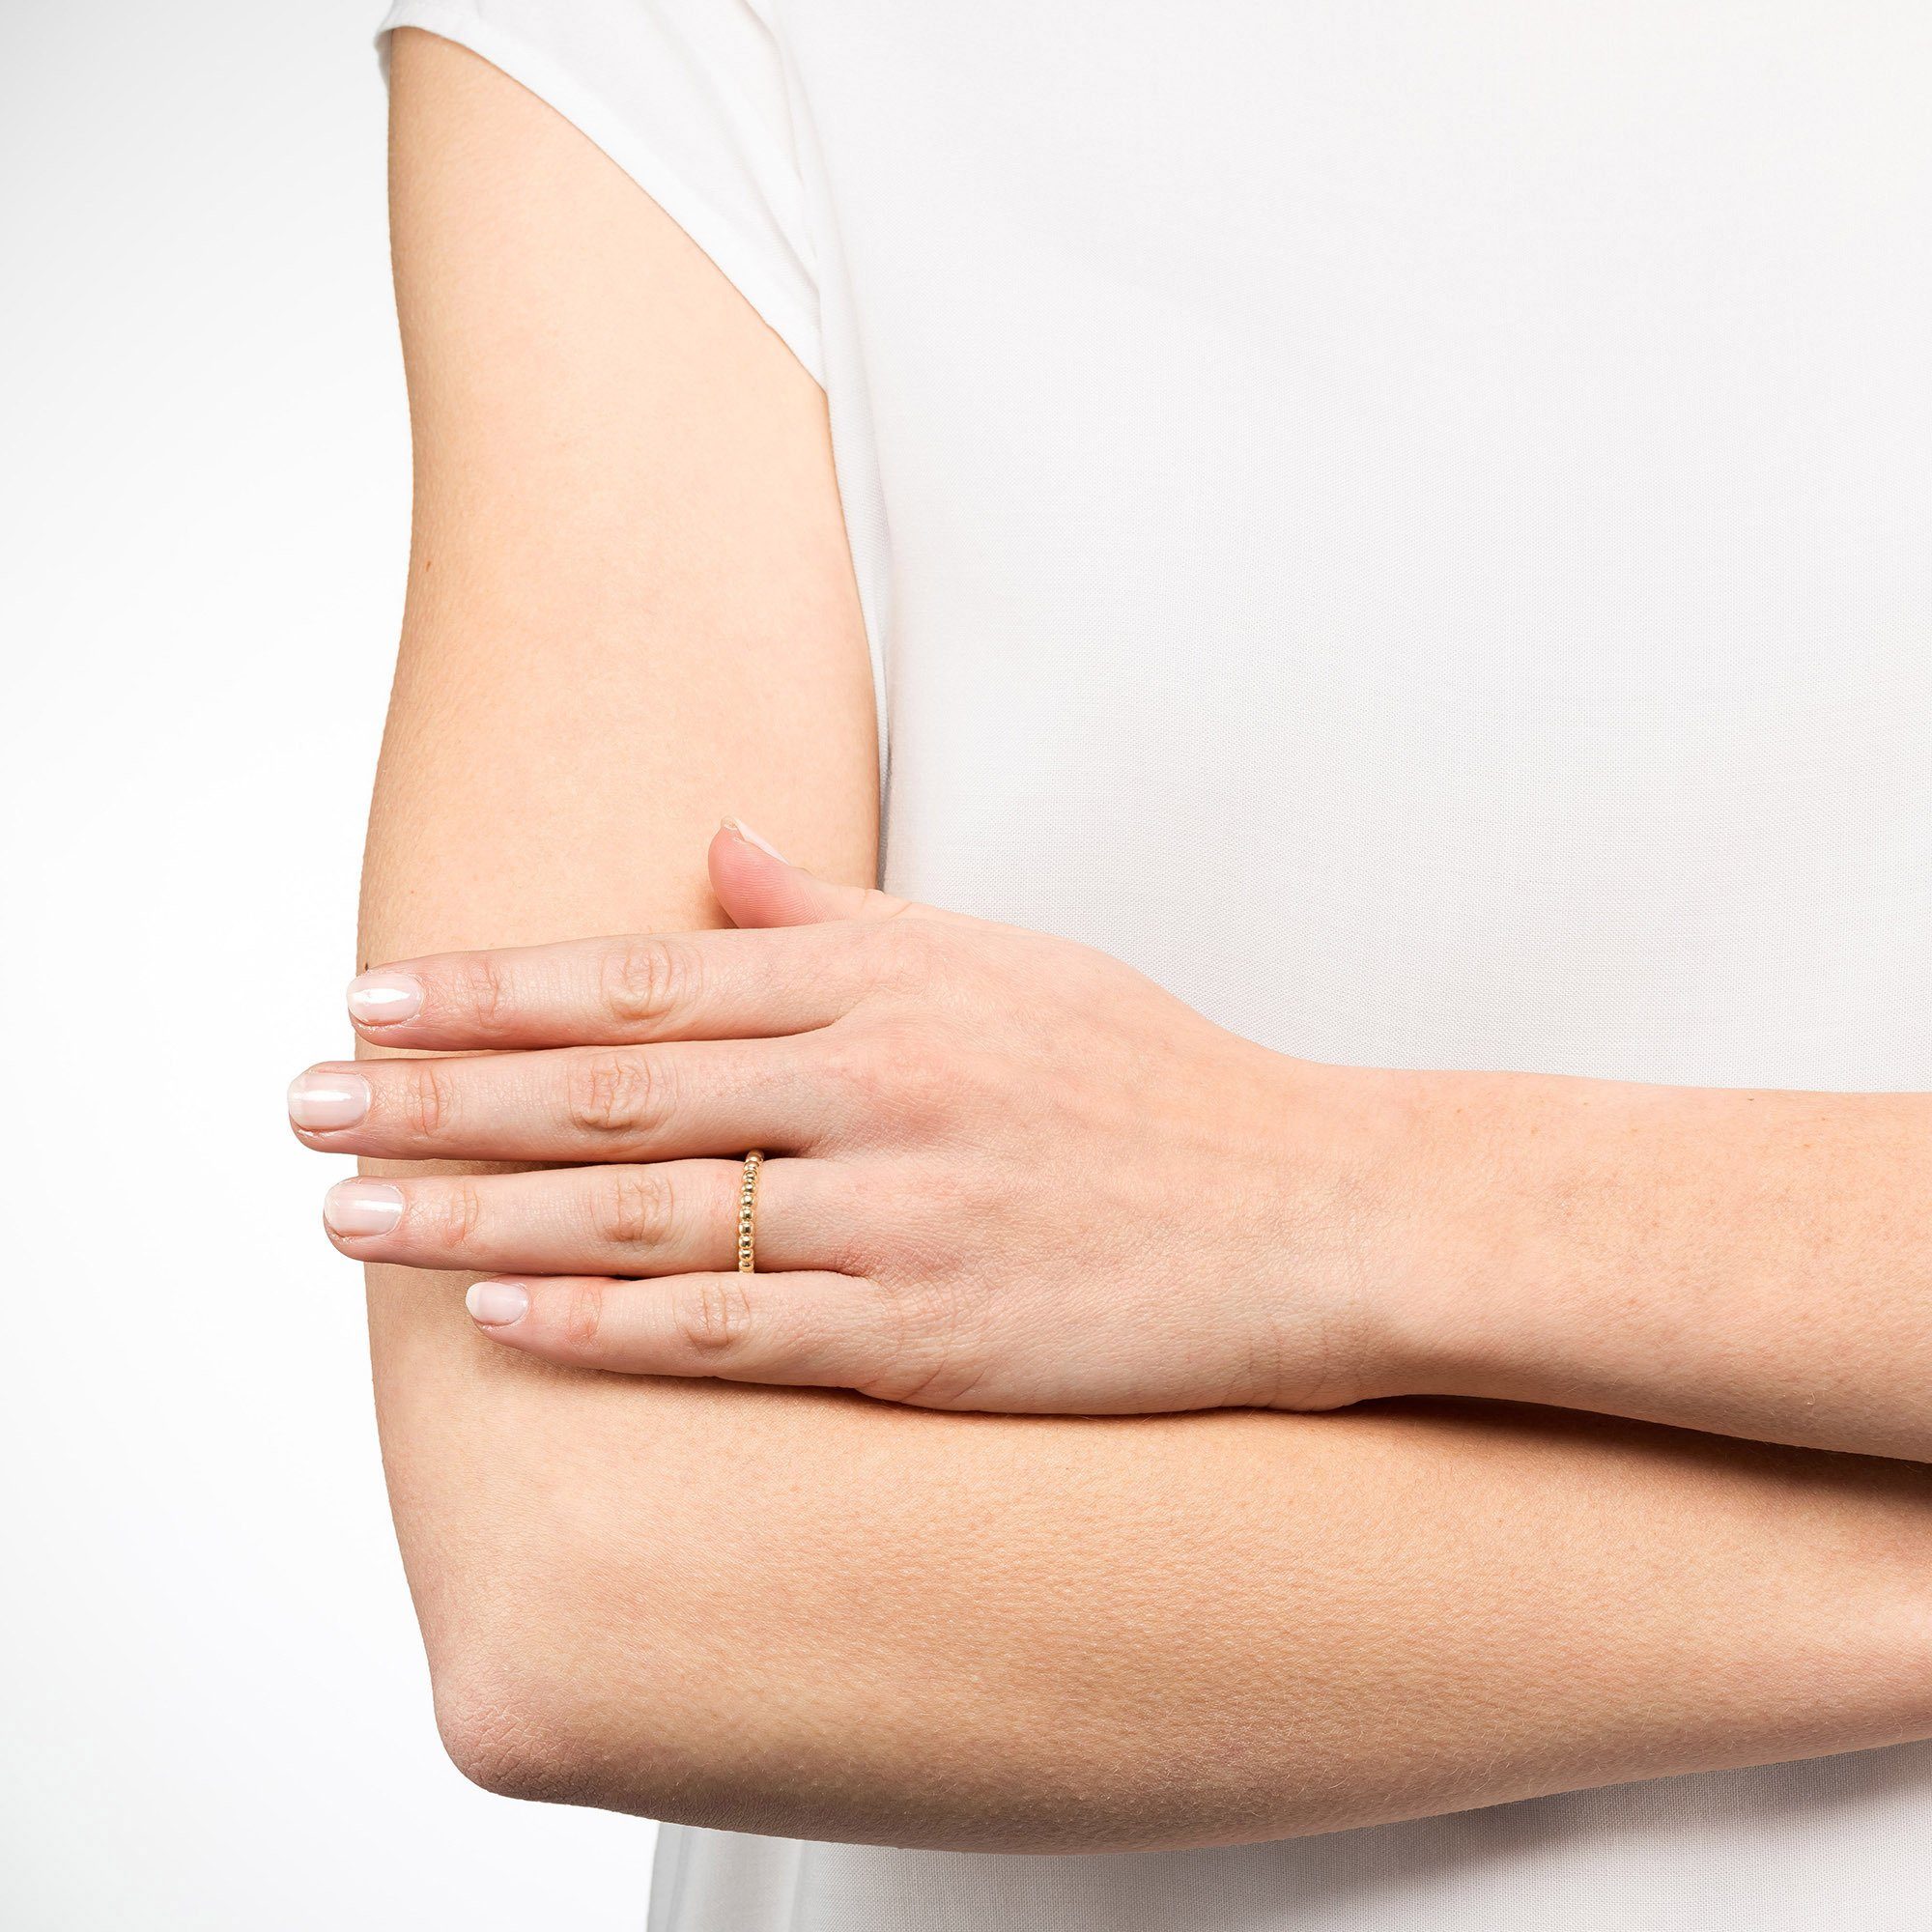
<box><xmin>376</xmin><ymin>3</ymin><xmax>826</xmax><ymax>388</ymax></box>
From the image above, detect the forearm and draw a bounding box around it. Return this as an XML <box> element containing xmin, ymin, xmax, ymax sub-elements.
<box><xmin>358</xmin><ymin>763</ymin><xmax>1932</xmax><ymax>1853</ymax></box>
<box><xmin>1378</xmin><ymin>1069</ymin><xmax>1932</xmax><ymax>1460</ymax></box>
<box><xmin>375</xmin><ymin>1285</ymin><xmax>1932</xmax><ymax>1851</ymax></box>
<box><xmin>363</xmin><ymin>31</ymin><xmax>1932</xmax><ymax>1852</ymax></box>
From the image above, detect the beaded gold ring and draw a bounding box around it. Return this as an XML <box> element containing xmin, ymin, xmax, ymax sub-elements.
<box><xmin>736</xmin><ymin>1151</ymin><xmax>763</xmax><ymax>1273</ymax></box>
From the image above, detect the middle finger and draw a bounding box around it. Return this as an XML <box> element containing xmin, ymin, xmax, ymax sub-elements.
<box><xmin>287</xmin><ymin>1037</ymin><xmax>828</xmax><ymax>1163</ymax></box>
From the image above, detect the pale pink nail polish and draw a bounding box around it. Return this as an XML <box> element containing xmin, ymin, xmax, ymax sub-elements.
<box><xmin>467</xmin><ymin>1280</ymin><xmax>529</xmax><ymax>1326</ymax></box>
<box><xmin>325</xmin><ymin>1179</ymin><xmax>404</xmax><ymax>1236</ymax></box>
<box><xmin>722</xmin><ymin>817</ymin><xmax>789</xmax><ymax>863</ymax></box>
<box><xmin>347</xmin><ymin>970</ymin><xmax>423</xmax><ymax>1026</ymax></box>
<box><xmin>287</xmin><ymin>1069</ymin><xmax>371</xmax><ymax>1130</ymax></box>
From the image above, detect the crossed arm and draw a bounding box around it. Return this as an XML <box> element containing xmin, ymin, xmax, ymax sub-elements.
<box><xmin>340</xmin><ymin>31</ymin><xmax>1932</xmax><ymax>1853</ymax></box>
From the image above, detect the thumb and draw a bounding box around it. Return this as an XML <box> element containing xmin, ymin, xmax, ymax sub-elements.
<box><xmin>709</xmin><ymin>819</ymin><xmax>915</xmax><ymax>928</ymax></box>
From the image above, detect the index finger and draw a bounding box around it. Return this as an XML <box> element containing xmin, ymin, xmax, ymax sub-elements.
<box><xmin>346</xmin><ymin>923</ymin><xmax>884</xmax><ymax>1049</ymax></box>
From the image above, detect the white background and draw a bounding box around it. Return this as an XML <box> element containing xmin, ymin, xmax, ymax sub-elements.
<box><xmin>1</xmin><ymin>4</ymin><xmax>655</xmax><ymax>1923</ymax></box>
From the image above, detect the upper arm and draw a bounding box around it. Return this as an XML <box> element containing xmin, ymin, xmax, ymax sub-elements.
<box><xmin>367</xmin><ymin>15</ymin><xmax>887</xmax><ymax>1774</ymax></box>
<box><xmin>375</xmin><ymin>25</ymin><xmax>876</xmax><ymax>950</ymax></box>
<box><xmin>362</xmin><ymin>30</ymin><xmax>1932</xmax><ymax>1856</ymax></box>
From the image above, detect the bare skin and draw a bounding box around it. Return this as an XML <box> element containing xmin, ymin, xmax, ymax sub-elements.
<box><xmin>337</xmin><ymin>30</ymin><xmax>1932</xmax><ymax>1854</ymax></box>
<box><xmin>306</xmin><ymin>831</ymin><xmax>1932</xmax><ymax>1457</ymax></box>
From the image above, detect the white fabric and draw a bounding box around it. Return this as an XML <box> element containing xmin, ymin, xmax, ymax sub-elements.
<box><xmin>376</xmin><ymin>3</ymin><xmax>1932</xmax><ymax>1925</ymax></box>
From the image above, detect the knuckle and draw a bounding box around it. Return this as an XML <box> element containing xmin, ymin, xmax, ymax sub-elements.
<box><xmin>674</xmin><ymin>1274</ymin><xmax>752</xmax><ymax>1356</ymax></box>
<box><xmin>599</xmin><ymin>936</ymin><xmax>696</xmax><ymax>1032</ymax></box>
<box><xmin>399</xmin><ymin>1059</ymin><xmax>460</xmax><ymax>1138</ymax></box>
<box><xmin>601</xmin><ymin>1166</ymin><xmax>674</xmax><ymax>1250</ymax></box>
<box><xmin>428</xmin><ymin>1178</ymin><xmax>486</xmax><ymax>1253</ymax></box>
<box><xmin>453</xmin><ymin>951</ymin><xmax>517</xmax><ymax>1038</ymax></box>
<box><xmin>816</xmin><ymin>1034</ymin><xmax>894</xmax><ymax>1124</ymax></box>
<box><xmin>893</xmin><ymin>1051</ymin><xmax>957</xmax><ymax>1129</ymax></box>
<box><xmin>562</xmin><ymin>1279</ymin><xmax>606</xmax><ymax>1347</ymax></box>
<box><xmin>564</xmin><ymin>1049</ymin><xmax>671</xmax><ymax>1139</ymax></box>
<box><xmin>828</xmin><ymin>1024</ymin><xmax>954</xmax><ymax>1136</ymax></box>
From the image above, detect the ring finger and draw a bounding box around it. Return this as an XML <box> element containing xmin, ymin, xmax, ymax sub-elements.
<box><xmin>322</xmin><ymin>1157</ymin><xmax>850</xmax><ymax>1277</ymax></box>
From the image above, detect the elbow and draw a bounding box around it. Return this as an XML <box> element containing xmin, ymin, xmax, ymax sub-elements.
<box><xmin>423</xmin><ymin>1604</ymin><xmax>672</xmax><ymax>1815</ymax></box>
<box><xmin>429</xmin><ymin>1644</ymin><xmax>604</xmax><ymax>1808</ymax></box>
<box><xmin>416</xmin><ymin>1594</ymin><xmax>927</xmax><ymax>1843</ymax></box>
<box><xmin>421</xmin><ymin>1605</ymin><xmax>752</xmax><ymax>1828</ymax></box>
<box><xmin>420</xmin><ymin>1612</ymin><xmax>1182</xmax><ymax>1854</ymax></box>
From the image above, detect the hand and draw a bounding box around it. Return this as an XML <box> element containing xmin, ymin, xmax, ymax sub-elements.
<box><xmin>294</xmin><ymin>823</ymin><xmax>1411</xmax><ymax>1414</ymax></box>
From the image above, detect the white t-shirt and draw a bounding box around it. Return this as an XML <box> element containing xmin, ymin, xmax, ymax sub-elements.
<box><xmin>376</xmin><ymin>4</ymin><xmax>1932</xmax><ymax>1925</ymax></box>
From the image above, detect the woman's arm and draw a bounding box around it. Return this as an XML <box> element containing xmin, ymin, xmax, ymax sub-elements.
<box><xmin>324</xmin><ymin>802</ymin><xmax>1932</xmax><ymax>1465</ymax></box>
<box><xmin>322</xmin><ymin>851</ymin><xmax>1932</xmax><ymax>1460</ymax></box>
<box><xmin>1374</xmin><ymin>1071</ymin><xmax>1932</xmax><ymax>1461</ymax></box>
<box><xmin>351</xmin><ymin>30</ymin><xmax>1932</xmax><ymax>1853</ymax></box>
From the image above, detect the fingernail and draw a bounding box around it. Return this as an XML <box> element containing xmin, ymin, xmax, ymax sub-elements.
<box><xmin>347</xmin><ymin>970</ymin><xmax>423</xmax><ymax>1026</ymax></box>
<box><xmin>288</xmin><ymin>1068</ymin><xmax>371</xmax><ymax>1130</ymax></box>
<box><xmin>324</xmin><ymin>1179</ymin><xmax>404</xmax><ymax>1236</ymax></box>
<box><xmin>722</xmin><ymin>817</ymin><xmax>789</xmax><ymax>863</ymax></box>
<box><xmin>467</xmin><ymin>1280</ymin><xmax>529</xmax><ymax>1327</ymax></box>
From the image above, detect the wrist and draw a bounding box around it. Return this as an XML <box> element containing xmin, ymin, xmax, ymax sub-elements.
<box><xmin>1252</xmin><ymin>1055</ymin><xmax>1485</xmax><ymax>1410</ymax></box>
<box><xmin>1370</xmin><ymin>1065</ymin><xmax>1638</xmax><ymax>1410</ymax></box>
<box><xmin>1323</xmin><ymin>1064</ymin><xmax>1546</xmax><ymax>1407</ymax></box>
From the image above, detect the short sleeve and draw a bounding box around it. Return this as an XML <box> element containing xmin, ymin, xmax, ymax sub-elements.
<box><xmin>376</xmin><ymin>0</ymin><xmax>822</xmax><ymax>384</ymax></box>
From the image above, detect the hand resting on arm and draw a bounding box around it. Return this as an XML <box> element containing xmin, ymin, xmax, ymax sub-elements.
<box><xmin>317</xmin><ymin>28</ymin><xmax>1932</xmax><ymax>1855</ymax></box>
<box><xmin>310</xmin><ymin>818</ymin><xmax>1932</xmax><ymax>1460</ymax></box>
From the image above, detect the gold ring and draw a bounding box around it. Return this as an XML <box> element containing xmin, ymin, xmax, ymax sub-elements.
<box><xmin>737</xmin><ymin>1151</ymin><xmax>763</xmax><ymax>1273</ymax></box>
